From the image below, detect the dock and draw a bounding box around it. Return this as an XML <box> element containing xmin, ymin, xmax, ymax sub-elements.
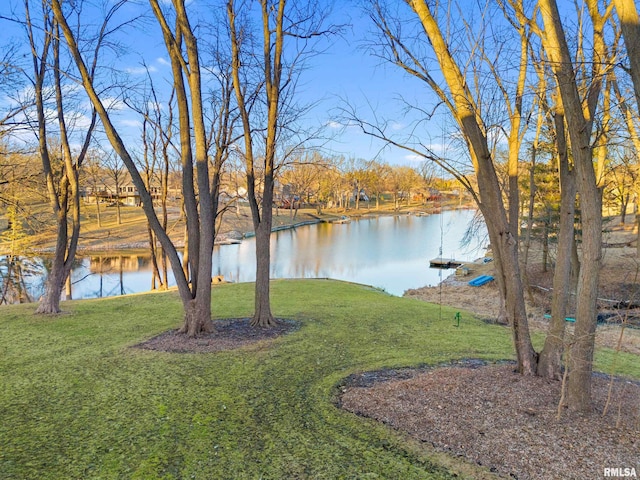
<box><xmin>429</xmin><ymin>257</ymin><xmax>463</xmax><ymax>269</ymax></box>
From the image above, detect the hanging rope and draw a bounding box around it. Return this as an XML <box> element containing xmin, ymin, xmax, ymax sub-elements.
<box><xmin>438</xmin><ymin>124</ymin><xmax>446</xmax><ymax>323</ymax></box>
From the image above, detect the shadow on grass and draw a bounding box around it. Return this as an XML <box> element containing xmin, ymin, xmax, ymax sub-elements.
<box><xmin>133</xmin><ymin>318</ymin><xmax>300</xmax><ymax>353</ymax></box>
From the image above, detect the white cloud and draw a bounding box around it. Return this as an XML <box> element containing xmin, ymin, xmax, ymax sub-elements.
<box><xmin>120</xmin><ymin>119</ymin><xmax>143</xmax><ymax>129</ymax></box>
<box><xmin>404</xmin><ymin>154</ymin><xmax>424</xmax><ymax>162</ymax></box>
<box><xmin>103</xmin><ymin>97</ymin><xmax>126</xmax><ymax>111</ymax></box>
<box><xmin>325</xmin><ymin>120</ymin><xmax>360</xmax><ymax>130</ymax></box>
<box><xmin>157</xmin><ymin>57</ymin><xmax>170</xmax><ymax>66</ymax></box>
<box><xmin>65</xmin><ymin>110</ymin><xmax>93</xmax><ymax>130</ymax></box>
<box><xmin>146</xmin><ymin>100</ymin><xmax>164</xmax><ymax>112</ymax></box>
<box><xmin>426</xmin><ymin>143</ymin><xmax>447</xmax><ymax>155</ymax></box>
<box><xmin>125</xmin><ymin>65</ymin><xmax>158</xmax><ymax>75</ymax></box>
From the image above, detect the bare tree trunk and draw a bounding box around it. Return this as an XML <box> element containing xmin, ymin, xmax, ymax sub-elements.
<box><xmin>37</xmin><ymin>207</ymin><xmax>69</xmax><ymax>313</ymax></box>
<box><xmin>481</xmin><ymin>198</ymin><xmax>537</xmax><ymax>374</ymax></box>
<box><xmin>521</xmin><ymin>146</ymin><xmax>537</xmax><ymax>304</ymax></box>
<box><xmin>539</xmin><ymin>0</ymin><xmax>605</xmax><ymax>411</ymax></box>
<box><xmin>182</xmin><ymin>295</ymin><xmax>214</xmax><ymax>337</ymax></box>
<box><xmin>538</xmin><ymin>106</ymin><xmax>575</xmax><ymax>380</ymax></box>
<box><xmin>253</xmin><ymin>220</ymin><xmax>275</xmax><ymax>327</ymax></box>
<box><xmin>614</xmin><ymin>0</ymin><xmax>640</xmax><ymax>113</ymax></box>
<box><xmin>30</xmin><ymin>17</ymin><xmax>95</xmax><ymax>315</ymax></box>
<box><xmin>148</xmin><ymin>226</ymin><xmax>162</xmax><ymax>290</ymax></box>
<box><xmin>228</xmin><ymin>0</ymin><xmax>308</xmax><ymax>328</ymax></box>
<box><xmin>53</xmin><ymin>0</ymin><xmax>229</xmax><ymax>337</ymax></box>
<box><xmin>65</xmin><ymin>275</ymin><xmax>72</xmax><ymax>300</ymax></box>
<box><xmin>115</xmin><ymin>196</ymin><xmax>121</xmax><ymax>225</ymax></box>
<box><xmin>95</xmin><ymin>193</ymin><xmax>102</xmax><ymax>227</ymax></box>
<box><xmin>542</xmin><ymin>211</ymin><xmax>550</xmax><ymax>273</ymax></box>
<box><xmin>620</xmin><ymin>194</ymin><xmax>629</xmax><ymax>224</ymax></box>
<box><xmin>141</xmin><ymin>115</ymin><xmax>163</xmax><ymax>291</ymax></box>
<box><xmin>521</xmin><ymin>99</ymin><xmax>544</xmax><ymax>275</ymax></box>
<box><xmin>403</xmin><ymin>0</ymin><xmax>537</xmax><ymax>374</ymax></box>
<box><xmin>610</xmin><ymin>73</ymin><xmax>640</xmax><ymax>234</ymax></box>
<box><xmin>571</xmin><ymin>235</ymin><xmax>580</xmax><ymax>291</ymax></box>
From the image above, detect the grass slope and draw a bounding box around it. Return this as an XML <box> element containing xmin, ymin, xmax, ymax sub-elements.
<box><xmin>1</xmin><ymin>279</ymin><xmax>638</xmax><ymax>479</ymax></box>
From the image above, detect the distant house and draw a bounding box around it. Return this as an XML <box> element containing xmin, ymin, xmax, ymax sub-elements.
<box><xmin>82</xmin><ymin>173</ymin><xmax>179</xmax><ymax>207</ymax></box>
<box><xmin>426</xmin><ymin>188</ymin><xmax>442</xmax><ymax>202</ymax></box>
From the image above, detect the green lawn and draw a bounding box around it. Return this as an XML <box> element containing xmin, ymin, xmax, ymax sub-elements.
<box><xmin>1</xmin><ymin>279</ymin><xmax>638</xmax><ymax>479</ymax></box>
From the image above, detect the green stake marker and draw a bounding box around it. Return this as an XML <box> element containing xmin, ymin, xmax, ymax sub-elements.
<box><xmin>454</xmin><ymin>312</ymin><xmax>461</xmax><ymax>327</ymax></box>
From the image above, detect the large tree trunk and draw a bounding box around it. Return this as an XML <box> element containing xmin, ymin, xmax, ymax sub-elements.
<box><xmin>538</xmin><ymin>108</ymin><xmax>575</xmax><ymax>380</ymax></box>
<box><xmin>252</xmin><ymin>221</ymin><xmax>275</xmax><ymax>327</ymax></box>
<box><xmin>539</xmin><ymin>0</ymin><xmax>605</xmax><ymax>412</ymax></box>
<box><xmin>481</xmin><ymin>201</ymin><xmax>537</xmax><ymax>375</ymax></box>
<box><xmin>406</xmin><ymin>0</ymin><xmax>537</xmax><ymax>374</ymax></box>
<box><xmin>37</xmin><ymin>258</ymin><xmax>66</xmax><ymax>313</ymax></box>
<box><xmin>228</xmin><ymin>0</ymin><xmax>291</xmax><ymax>329</ymax></box>
<box><xmin>567</xmin><ymin>192</ymin><xmax>602</xmax><ymax>410</ymax></box>
<box><xmin>54</xmin><ymin>0</ymin><xmax>222</xmax><ymax>339</ymax></box>
<box><xmin>43</xmin><ymin>210</ymin><xmax>79</xmax><ymax>311</ymax></box>
<box><xmin>180</xmin><ymin>294</ymin><xmax>214</xmax><ymax>337</ymax></box>
<box><xmin>33</xmin><ymin>19</ymin><xmax>87</xmax><ymax>315</ymax></box>
<box><xmin>251</xmin><ymin>170</ymin><xmax>276</xmax><ymax>327</ymax></box>
<box><xmin>36</xmin><ymin>215</ymin><xmax>69</xmax><ymax>314</ymax></box>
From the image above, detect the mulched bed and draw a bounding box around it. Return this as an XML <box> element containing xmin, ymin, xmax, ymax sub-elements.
<box><xmin>340</xmin><ymin>361</ymin><xmax>640</xmax><ymax>480</ymax></box>
<box><xmin>134</xmin><ymin>318</ymin><xmax>299</xmax><ymax>353</ymax></box>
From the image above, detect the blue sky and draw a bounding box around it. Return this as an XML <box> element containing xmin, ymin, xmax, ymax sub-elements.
<box><xmin>1</xmin><ymin>0</ymin><xmax>449</xmax><ymax>166</ymax></box>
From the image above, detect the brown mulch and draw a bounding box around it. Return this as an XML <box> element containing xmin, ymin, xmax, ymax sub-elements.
<box><xmin>340</xmin><ymin>361</ymin><xmax>640</xmax><ymax>480</ymax></box>
<box><xmin>134</xmin><ymin>318</ymin><xmax>299</xmax><ymax>353</ymax></box>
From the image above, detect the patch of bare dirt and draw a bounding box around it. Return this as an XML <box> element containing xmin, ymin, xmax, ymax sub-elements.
<box><xmin>134</xmin><ymin>318</ymin><xmax>299</xmax><ymax>353</ymax></box>
<box><xmin>340</xmin><ymin>361</ymin><xmax>640</xmax><ymax>480</ymax></box>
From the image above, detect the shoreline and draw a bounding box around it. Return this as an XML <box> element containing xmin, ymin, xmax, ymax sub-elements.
<box><xmin>30</xmin><ymin>204</ymin><xmax>468</xmax><ymax>255</ymax></box>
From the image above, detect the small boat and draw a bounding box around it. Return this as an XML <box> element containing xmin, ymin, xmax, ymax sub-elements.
<box><xmin>468</xmin><ymin>275</ymin><xmax>494</xmax><ymax>287</ymax></box>
<box><xmin>332</xmin><ymin>215</ymin><xmax>351</xmax><ymax>224</ymax></box>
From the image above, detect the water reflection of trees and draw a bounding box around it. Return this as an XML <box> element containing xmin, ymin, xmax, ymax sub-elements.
<box><xmin>89</xmin><ymin>255</ymin><xmax>150</xmax><ymax>273</ymax></box>
<box><xmin>2</xmin><ymin>253</ymin><xmax>154</xmax><ymax>302</ymax></box>
<box><xmin>0</xmin><ymin>204</ymin><xmax>44</xmax><ymax>304</ymax></box>
<box><xmin>86</xmin><ymin>255</ymin><xmax>151</xmax><ymax>298</ymax></box>
<box><xmin>0</xmin><ymin>255</ymin><xmax>42</xmax><ymax>305</ymax></box>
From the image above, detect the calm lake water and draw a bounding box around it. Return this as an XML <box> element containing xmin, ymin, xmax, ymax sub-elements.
<box><xmin>30</xmin><ymin>209</ymin><xmax>487</xmax><ymax>299</ymax></box>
